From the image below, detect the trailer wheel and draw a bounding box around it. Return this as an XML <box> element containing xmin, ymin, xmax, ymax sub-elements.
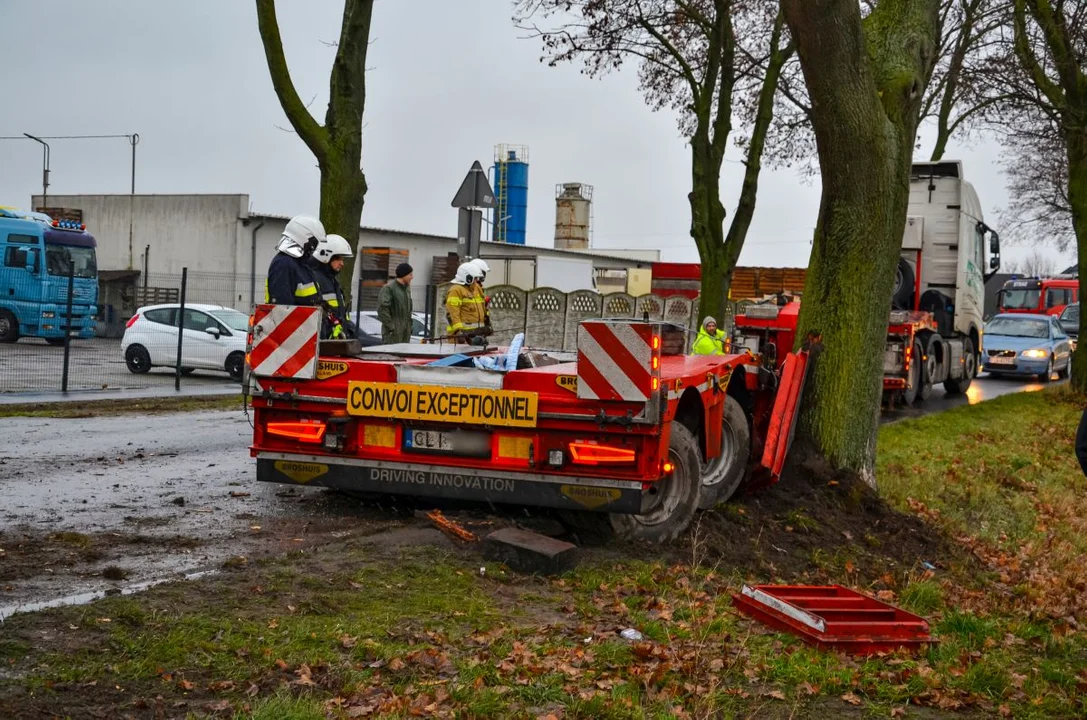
<box><xmin>944</xmin><ymin>337</ymin><xmax>975</xmax><ymax>394</ymax></box>
<box><xmin>610</xmin><ymin>422</ymin><xmax>701</xmax><ymax>544</ymax></box>
<box><xmin>0</xmin><ymin>310</ymin><xmax>19</xmax><ymax>343</ymax></box>
<box><xmin>698</xmin><ymin>395</ymin><xmax>750</xmax><ymax>509</ymax></box>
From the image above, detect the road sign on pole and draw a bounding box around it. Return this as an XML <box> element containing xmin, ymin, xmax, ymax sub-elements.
<box><xmin>451</xmin><ymin>161</ymin><xmax>496</xmax><ymax>209</ymax></box>
<box><xmin>457</xmin><ymin>208</ymin><xmax>482</xmax><ymax>259</ymax></box>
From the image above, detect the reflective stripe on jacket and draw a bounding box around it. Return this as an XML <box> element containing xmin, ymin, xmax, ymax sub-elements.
<box><xmin>265</xmin><ymin>252</ymin><xmax>319</xmax><ymax>305</ymax></box>
<box><xmin>691</xmin><ymin>327</ymin><xmax>727</xmax><ymax>355</ymax></box>
<box><xmin>445</xmin><ymin>283</ymin><xmax>486</xmax><ymax>333</ymax></box>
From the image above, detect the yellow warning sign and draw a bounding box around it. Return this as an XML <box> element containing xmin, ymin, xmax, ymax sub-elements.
<box><xmin>347</xmin><ymin>382</ymin><xmax>538</xmax><ymax>428</ymax></box>
<box><xmin>717</xmin><ymin>368</ymin><xmax>733</xmax><ymax>390</ymax></box>
<box><xmin>561</xmin><ymin>485</ymin><xmax>622</xmax><ymax>509</ymax></box>
<box><xmin>274</xmin><ymin>460</ymin><xmax>328</xmax><ymax>484</ymax></box>
<box><xmin>555</xmin><ymin>375</ymin><xmax>578</xmax><ymax>393</ymax></box>
<box><xmin>316</xmin><ymin>360</ymin><xmax>349</xmax><ymax>380</ymax></box>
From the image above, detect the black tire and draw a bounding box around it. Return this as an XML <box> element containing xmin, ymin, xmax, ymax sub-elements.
<box><xmin>226</xmin><ymin>352</ymin><xmax>245</xmax><ymax>382</ymax></box>
<box><xmin>918</xmin><ymin>337</ymin><xmax>937</xmax><ymax>402</ymax></box>
<box><xmin>903</xmin><ymin>342</ymin><xmax>922</xmax><ymax>405</ymax></box>
<box><xmin>1040</xmin><ymin>357</ymin><xmax>1054</xmax><ymax>383</ymax></box>
<box><xmin>1058</xmin><ymin>356</ymin><xmax>1071</xmax><ymax>379</ymax></box>
<box><xmin>892</xmin><ymin>258</ymin><xmax>915</xmax><ymax>310</ymax></box>
<box><xmin>0</xmin><ymin>310</ymin><xmax>19</xmax><ymax>343</ymax></box>
<box><xmin>698</xmin><ymin>395</ymin><xmax>750</xmax><ymax>509</ymax></box>
<box><xmin>125</xmin><ymin>344</ymin><xmax>151</xmax><ymax>374</ymax></box>
<box><xmin>944</xmin><ymin>337</ymin><xmax>976</xmax><ymax>394</ymax></box>
<box><xmin>610</xmin><ymin>422</ymin><xmax>701</xmax><ymax>544</ymax></box>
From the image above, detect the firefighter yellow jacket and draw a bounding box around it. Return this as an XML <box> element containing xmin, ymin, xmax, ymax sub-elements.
<box><xmin>445</xmin><ymin>283</ymin><xmax>487</xmax><ymax>334</ymax></box>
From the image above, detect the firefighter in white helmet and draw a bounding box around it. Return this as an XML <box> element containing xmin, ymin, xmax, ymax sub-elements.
<box><xmin>265</xmin><ymin>215</ymin><xmax>325</xmax><ymax>305</ymax></box>
<box><xmin>307</xmin><ymin>233</ymin><xmax>357</xmax><ymax>339</ymax></box>
<box><xmin>466</xmin><ymin>258</ymin><xmax>492</xmax><ymax>331</ymax></box>
<box><xmin>445</xmin><ymin>261</ymin><xmax>489</xmax><ymax>344</ymax></box>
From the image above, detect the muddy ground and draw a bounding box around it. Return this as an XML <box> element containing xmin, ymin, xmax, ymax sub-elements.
<box><xmin>1</xmin><ymin>408</ymin><xmax>964</xmax><ymax>623</ymax></box>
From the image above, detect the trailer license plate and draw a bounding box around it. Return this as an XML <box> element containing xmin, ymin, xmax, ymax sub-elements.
<box><xmin>404</xmin><ymin>429</ymin><xmax>491</xmax><ymax>458</ymax></box>
<box><xmin>989</xmin><ymin>356</ymin><xmax>1015</xmax><ymax>365</ymax></box>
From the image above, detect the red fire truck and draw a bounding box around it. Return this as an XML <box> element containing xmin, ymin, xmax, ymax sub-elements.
<box><xmin>245</xmin><ymin>305</ymin><xmax>808</xmax><ymax>543</ymax></box>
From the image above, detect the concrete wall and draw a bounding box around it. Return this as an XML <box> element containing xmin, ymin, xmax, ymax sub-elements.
<box><xmin>426</xmin><ymin>284</ymin><xmax>759</xmax><ymax>348</ymax></box>
<box><xmin>33</xmin><ymin>194</ymin><xmax>249</xmax><ymax>276</ymax></box>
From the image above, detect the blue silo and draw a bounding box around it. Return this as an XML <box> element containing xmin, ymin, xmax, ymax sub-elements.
<box><xmin>492</xmin><ymin>144</ymin><xmax>529</xmax><ymax>245</ymax></box>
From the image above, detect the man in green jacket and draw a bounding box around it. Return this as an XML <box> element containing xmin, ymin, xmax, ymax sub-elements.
<box><xmin>691</xmin><ymin>316</ymin><xmax>728</xmax><ymax>355</ymax></box>
<box><xmin>377</xmin><ymin>263</ymin><xmax>414</xmax><ymax>343</ymax></box>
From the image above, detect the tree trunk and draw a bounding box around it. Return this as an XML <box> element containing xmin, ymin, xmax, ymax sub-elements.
<box><xmin>319</xmin><ymin>149</ymin><xmax>367</xmax><ymax>298</ymax></box>
<box><xmin>783</xmin><ymin>0</ymin><xmax>940</xmax><ymax>485</ymax></box>
<box><xmin>690</xmin><ymin>135</ymin><xmax>729</xmax><ymax>324</ymax></box>
<box><xmin>255</xmin><ymin>0</ymin><xmax>373</xmax><ymax>307</ymax></box>
<box><xmin>1068</xmin><ymin>128</ymin><xmax>1087</xmax><ymax>391</ymax></box>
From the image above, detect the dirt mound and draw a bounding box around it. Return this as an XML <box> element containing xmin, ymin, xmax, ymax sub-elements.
<box><xmin>685</xmin><ymin>461</ymin><xmax>977</xmax><ymax>585</ymax></box>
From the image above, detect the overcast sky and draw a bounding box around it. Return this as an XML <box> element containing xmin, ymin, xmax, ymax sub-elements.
<box><xmin>0</xmin><ymin>0</ymin><xmax>1066</xmax><ymax>270</ymax></box>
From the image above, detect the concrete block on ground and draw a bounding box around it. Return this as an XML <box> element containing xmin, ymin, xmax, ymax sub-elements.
<box><xmin>482</xmin><ymin>527</ymin><xmax>579</xmax><ymax>575</ymax></box>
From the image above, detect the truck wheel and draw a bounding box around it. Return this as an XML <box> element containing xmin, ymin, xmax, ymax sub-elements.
<box><xmin>226</xmin><ymin>352</ymin><xmax>245</xmax><ymax>381</ymax></box>
<box><xmin>0</xmin><ymin>310</ymin><xmax>19</xmax><ymax>343</ymax></box>
<box><xmin>944</xmin><ymin>337</ymin><xmax>975</xmax><ymax>394</ymax></box>
<box><xmin>903</xmin><ymin>343</ymin><xmax>922</xmax><ymax>405</ymax></box>
<box><xmin>125</xmin><ymin>344</ymin><xmax>151</xmax><ymax>374</ymax></box>
<box><xmin>892</xmin><ymin>258</ymin><xmax>915</xmax><ymax>310</ymax></box>
<box><xmin>611</xmin><ymin>422</ymin><xmax>701</xmax><ymax>544</ymax></box>
<box><xmin>698</xmin><ymin>395</ymin><xmax>750</xmax><ymax>509</ymax></box>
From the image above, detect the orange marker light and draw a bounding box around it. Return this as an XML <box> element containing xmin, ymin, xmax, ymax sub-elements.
<box><xmin>652</xmin><ymin>336</ymin><xmax>661</xmax><ymax>350</ymax></box>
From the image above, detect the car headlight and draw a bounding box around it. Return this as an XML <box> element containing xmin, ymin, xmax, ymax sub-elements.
<box><xmin>1021</xmin><ymin>348</ymin><xmax>1048</xmax><ymax>359</ymax></box>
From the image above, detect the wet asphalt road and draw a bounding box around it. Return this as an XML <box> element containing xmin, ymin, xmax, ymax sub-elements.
<box><xmin>0</xmin><ymin>410</ymin><xmax>366</xmax><ymax>618</ymax></box>
<box><xmin>880</xmin><ymin>371</ymin><xmax>1064</xmax><ymax>423</ymax></box>
<box><xmin>0</xmin><ymin>337</ymin><xmax>238</xmax><ymax>394</ymax></box>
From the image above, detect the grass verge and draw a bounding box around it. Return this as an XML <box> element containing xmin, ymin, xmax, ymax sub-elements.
<box><xmin>0</xmin><ymin>389</ymin><xmax>1084</xmax><ymax>718</ymax></box>
<box><xmin>0</xmin><ymin>393</ymin><xmax>244</xmax><ymax>418</ymax></box>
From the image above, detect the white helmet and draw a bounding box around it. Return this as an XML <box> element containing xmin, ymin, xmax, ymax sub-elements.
<box><xmin>453</xmin><ymin>262</ymin><xmax>477</xmax><ymax>286</ymax></box>
<box><xmin>313</xmin><ymin>233</ymin><xmax>353</xmax><ymax>264</ymax></box>
<box><xmin>468</xmin><ymin>258</ymin><xmax>490</xmax><ymax>281</ymax></box>
<box><xmin>276</xmin><ymin>215</ymin><xmax>326</xmax><ymax>258</ymax></box>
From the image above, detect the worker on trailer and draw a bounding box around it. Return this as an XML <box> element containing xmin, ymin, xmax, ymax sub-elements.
<box><xmin>691</xmin><ymin>316</ymin><xmax>728</xmax><ymax>355</ymax></box>
<box><xmin>265</xmin><ymin>215</ymin><xmax>325</xmax><ymax>306</ymax></box>
<box><xmin>445</xmin><ymin>261</ymin><xmax>490</xmax><ymax>344</ymax></box>
<box><xmin>308</xmin><ymin>233</ymin><xmax>358</xmax><ymax>340</ymax></box>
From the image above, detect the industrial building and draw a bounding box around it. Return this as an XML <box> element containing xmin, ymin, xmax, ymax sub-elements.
<box><xmin>33</xmin><ymin>187</ymin><xmax>656</xmax><ymax>337</ymax></box>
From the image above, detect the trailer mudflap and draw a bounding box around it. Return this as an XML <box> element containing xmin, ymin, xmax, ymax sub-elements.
<box><xmin>256</xmin><ymin>452</ymin><xmax>647</xmax><ymax>514</ymax></box>
<box><xmin>759</xmin><ymin>349</ymin><xmax>809</xmax><ymax>480</ymax></box>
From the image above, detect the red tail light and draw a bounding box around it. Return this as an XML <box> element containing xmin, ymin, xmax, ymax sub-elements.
<box><xmin>568</xmin><ymin>442</ymin><xmax>636</xmax><ymax>465</ymax></box>
<box><xmin>125</xmin><ymin>314</ymin><xmax>140</xmax><ymax>329</ymax></box>
<box><xmin>266</xmin><ymin>421</ymin><xmax>326</xmax><ymax>444</ymax></box>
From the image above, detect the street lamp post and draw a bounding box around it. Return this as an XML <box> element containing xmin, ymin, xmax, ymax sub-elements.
<box><xmin>23</xmin><ymin>133</ymin><xmax>50</xmax><ymax>209</ymax></box>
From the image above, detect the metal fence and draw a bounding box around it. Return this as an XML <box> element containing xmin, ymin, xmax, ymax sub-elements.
<box><xmin>0</xmin><ymin>268</ymin><xmax>259</xmax><ymax>395</ymax></box>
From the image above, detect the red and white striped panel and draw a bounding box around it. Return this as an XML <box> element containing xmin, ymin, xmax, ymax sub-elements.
<box><xmin>576</xmin><ymin>320</ymin><xmax>656</xmax><ymax>402</ymax></box>
<box><xmin>248</xmin><ymin>304</ymin><xmax>321</xmax><ymax>379</ymax></box>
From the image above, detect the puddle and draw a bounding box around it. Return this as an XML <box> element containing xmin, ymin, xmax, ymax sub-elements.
<box><xmin>0</xmin><ymin>567</ymin><xmax>219</xmax><ymax>623</ymax></box>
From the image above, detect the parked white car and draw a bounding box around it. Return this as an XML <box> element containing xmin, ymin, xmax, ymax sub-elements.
<box><xmin>352</xmin><ymin>310</ymin><xmax>429</xmax><ymax>343</ymax></box>
<box><xmin>121</xmin><ymin>303</ymin><xmax>250</xmax><ymax>381</ymax></box>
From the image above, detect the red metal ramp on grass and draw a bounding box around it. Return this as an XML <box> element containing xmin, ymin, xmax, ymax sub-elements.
<box><xmin>732</xmin><ymin>584</ymin><xmax>935</xmax><ymax>655</ymax></box>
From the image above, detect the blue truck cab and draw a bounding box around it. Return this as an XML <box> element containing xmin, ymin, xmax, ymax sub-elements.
<box><xmin>0</xmin><ymin>208</ymin><xmax>99</xmax><ymax>343</ymax></box>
